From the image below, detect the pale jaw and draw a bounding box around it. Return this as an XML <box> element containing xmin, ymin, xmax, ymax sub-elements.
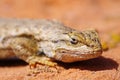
<box><xmin>54</xmin><ymin>45</ymin><xmax>102</xmax><ymax>62</ymax></box>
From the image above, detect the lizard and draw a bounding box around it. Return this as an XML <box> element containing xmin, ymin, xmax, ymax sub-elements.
<box><xmin>0</xmin><ymin>18</ymin><xmax>102</xmax><ymax>67</ymax></box>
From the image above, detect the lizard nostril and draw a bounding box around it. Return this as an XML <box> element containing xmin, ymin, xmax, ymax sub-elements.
<box><xmin>91</xmin><ymin>45</ymin><xmax>94</xmax><ymax>47</ymax></box>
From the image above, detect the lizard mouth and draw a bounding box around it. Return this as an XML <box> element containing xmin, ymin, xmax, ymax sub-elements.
<box><xmin>54</xmin><ymin>48</ymin><xmax>102</xmax><ymax>63</ymax></box>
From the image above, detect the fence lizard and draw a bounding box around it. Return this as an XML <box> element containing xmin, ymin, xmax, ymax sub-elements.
<box><xmin>0</xmin><ymin>18</ymin><xmax>102</xmax><ymax>67</ymax></box>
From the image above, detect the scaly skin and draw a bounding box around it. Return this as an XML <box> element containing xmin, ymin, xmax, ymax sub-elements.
<box><xmin>0</xmin><ymin>18</ymin><xmax>102</xmax><ymax>67</ymax></box>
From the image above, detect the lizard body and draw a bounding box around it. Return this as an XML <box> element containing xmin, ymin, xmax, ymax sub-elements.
<box><xmin>0</xmin><ymin>18</ymin><xmax>102</xmax><ymax>66</ymax></box>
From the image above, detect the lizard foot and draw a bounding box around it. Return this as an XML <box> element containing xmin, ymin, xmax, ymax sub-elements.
<box><xmin>27</xmin><ymin>55</ymin><xmax>57</xmax><ymax>69</ymax></box>
<box><xmin>26</xmin><ymin>55</ymin><xmax>58</xmax><ymax>76</ymax></box>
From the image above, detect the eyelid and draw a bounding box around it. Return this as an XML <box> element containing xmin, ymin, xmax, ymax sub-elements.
<box><xmin>68</xmin><ymin>32</ymin><xmax>85</xmax><ymax>43</ymax></box>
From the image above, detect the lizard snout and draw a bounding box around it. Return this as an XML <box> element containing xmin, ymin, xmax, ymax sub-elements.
<box><xmin>54</xmin><ymin>48</ymin><xmax>102</xmax><ymax>63</ymax></box>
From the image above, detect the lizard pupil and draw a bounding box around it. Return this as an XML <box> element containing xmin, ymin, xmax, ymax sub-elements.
<box><xmin>70</xmin><ymin>38</ymin><xmax>78</xmax><ymax>44</ymax></box>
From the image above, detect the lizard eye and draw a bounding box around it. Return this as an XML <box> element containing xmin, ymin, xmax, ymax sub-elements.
<box><xmin>70</xmin><ymin>38</ymin><xmax>78</xmax><ymax>44</ymax></box>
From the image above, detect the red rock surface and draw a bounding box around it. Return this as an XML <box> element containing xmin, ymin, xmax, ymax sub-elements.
<box><xmin>0</xmin><ymin>0</ymin><xmax>120</xmax><ymax>80</ymax></box>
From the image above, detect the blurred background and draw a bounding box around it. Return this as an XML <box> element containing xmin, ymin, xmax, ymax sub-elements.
<box><xmin>0</xmin><ymin>1</ymin><xmax>120</xmax><ymax>79</ymax></box>
<box><xmin>0</xmin><ymin>0</ymin><xmax>120</xmax><ymax>32</ymax></box>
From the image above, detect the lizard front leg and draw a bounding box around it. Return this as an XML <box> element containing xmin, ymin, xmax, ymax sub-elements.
<box><xmin>7</xmin><ymin>37</ymin><xmax>57</xmax><ymax>68</ymax></box>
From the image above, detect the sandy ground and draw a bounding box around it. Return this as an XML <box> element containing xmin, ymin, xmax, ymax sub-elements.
<box><xmin>0</xmin><ymin>0</ymin><xmax>120</xmax><ymax>80</ymax></box>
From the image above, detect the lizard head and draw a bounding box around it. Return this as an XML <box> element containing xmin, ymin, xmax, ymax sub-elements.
<box><xmin>53</xmin><ymin>29</ymin><xmax>103</xmax><ymax>62</ymax></box>
<box><xmin>39</xmin><ymin>20</ymin><xmax>102</xmax><ymax>63</ymax></box>
<box><xmin>40</xmin><ymin>28</ymin><xmax>102</xmax><ymax>63</ymax></box>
